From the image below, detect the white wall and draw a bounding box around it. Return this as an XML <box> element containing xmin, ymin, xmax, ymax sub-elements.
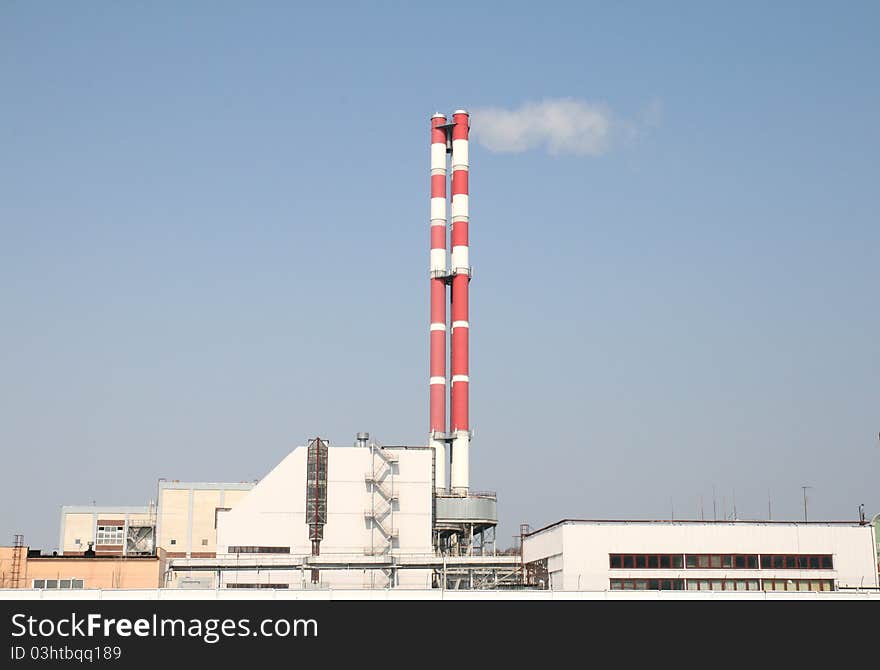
<box><xmin>523</xmin><ymin>521</ymin><xmax>879</xmax><ymax>591</ymax></box>
<box><xmin>216</xmin><ymin>446</ymin><xmax>434</xmax><ymax>588</ymax></box>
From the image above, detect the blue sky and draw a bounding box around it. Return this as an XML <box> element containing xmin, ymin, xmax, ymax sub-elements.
<box><xmin>1</xmin><ymin>2</ymin><xmax>878</xmax><ymax>549</ymax></box>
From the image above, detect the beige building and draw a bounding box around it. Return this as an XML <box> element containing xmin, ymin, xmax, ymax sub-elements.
<box><xmin>57</xmin><ymin>480</ymin><xmax>254</xmax><ymax>559</ymax></box>
<box><xmin>156</xmin><ymin>481</ymin><xmax>253</xmax><ymax>558</ymax></box>
<box><xmin>59</xmin><ymin>506</ymin><xmax>154</xmax><ymax>556</ymax></box>
<box><xmin>1</xmin><ymin>546</ymin><xmax>164</xmax><ymax>590</ymax></box>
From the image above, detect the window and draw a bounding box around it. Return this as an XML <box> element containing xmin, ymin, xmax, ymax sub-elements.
<box><xmin>759</xmin><ymin>555</ymin><xmax>833</xmax><ymax>570</ymax></box>
<box><xmin>685</xmin><ymin>579</ymin><xmax>760</xmax><ymax>591</ymax></box>
<box><xmin>201</xmin><ymin>539</ymin><xmax>208</xmax><ymax>546</ymax></box>
<box><xmin>33</xmin><ymin>578</ymin><xmax>83</xmax><ymax>590</ymax></box>
<box><xmin>74</xmin><ymin>539</ymin><xmax>81</xmax><ymax>546</ymax></box>
<box><xmin>610</xmin><ymin>579</ymin><xmax>684</xmax><ymax>591</ymax></box>
<box><xmin>170</xmin><ymin>539</ymin><xmax>176</xmax><ymax>545</ymax></box>
<box><xmin>685</xmin><ymin>554</ymin><xmax>759</xmax><ymax>569</ymax></box>
<box><xmin>227</xmin><ymin>546</ymin><xmax>291</xmax><ymax>554</ymax></box>
<box><xmin>762</xmin><ymin>579</ymin><xmax>834</xmax><ymax>592</ymax></box>
<box><xmin>96</xmin><ymin>526</ymin><xmax>124</xmax><ymax>545</ymax></box>
<box><xmin>609</xmin><ymin>554</ymin><xmax>683</xmax><ymax>570</ymax></box>
<box><xmin>226</xmin><ymin>583</ymin><xmax>290</xmax><ymax>589</ymax></box>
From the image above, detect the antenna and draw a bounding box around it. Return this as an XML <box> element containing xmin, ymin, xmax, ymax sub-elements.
<box><xmin>712</xmin><ymin>485</ymin><xmax>717</xmax><ymax>521</ymax></box>
<box><xmin>768</xmin><ymin>490</ymin><xmax>772</xmax><ymax>521</ymax></box>
<box><xmin>801</xmin><ymin>485</ymin><xmax>813</xmax><ymax>522</ymax></box>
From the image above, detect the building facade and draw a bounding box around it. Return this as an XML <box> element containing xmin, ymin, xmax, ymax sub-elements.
<box><xmin>0</xmin><ymin>546</ymin><xmax>163</xmax><ymax>590</ymax></box>
<box><xmin>197</xmin><ymin>444</ymin><xmax>435</xmax><ymax>589</ymax></box>
<box><xmin>522</xmin><ymin>520</ymin><xmax>879</xmax><ymax>592</ymax></box>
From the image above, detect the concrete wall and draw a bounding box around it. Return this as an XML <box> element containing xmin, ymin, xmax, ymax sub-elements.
<box><xmin>156</xmin><ymin>481</ymin><xmax>254</xmax><ymax>557</ymax></box>
<box><xmin>216</xmin><ymin>446</ymin><xmax>434</xmax><ymax>588</ymax></box>
<box><xmin>25</xmin><ymin>557</ymin><xmax>163</xmax><ymax>589</ymax></box>
<box><xmin>523</xmin><ymin>521</ymin><xmax>879</xmax><ymax>591</ymax></box>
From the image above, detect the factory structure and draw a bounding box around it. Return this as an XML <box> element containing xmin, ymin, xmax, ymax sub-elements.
<box><xmin>2</xmin><ymin>110</ymin><xmax>879</xmax><ymax>595</ymax></box>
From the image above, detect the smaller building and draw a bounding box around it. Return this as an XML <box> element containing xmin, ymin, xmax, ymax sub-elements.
<box><xmin>522</xmin><ymin>520</ymin><xmax>879</xmax><ymax>592</ymax></box>
<box><xmin>59</xmin><ymin>506</ymin><xmax>154</xmax><ymax>557</ymax></box>
<box><xmin>0</xmin><ymin>546</ymin><xmax>164</xmax><ymax>590</ymax></box>
<box><xmin>57</xmin><ymin>480</ymin><xmax>255</xmax><ymax>559</ymax></box>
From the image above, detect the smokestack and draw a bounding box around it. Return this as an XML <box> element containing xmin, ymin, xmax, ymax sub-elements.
<box><xmin>449</xmin><ymin>109</ymin><xmax>471</xmax><ymax>494</ymax></box>
<box><xmin>429</xmin><ymin>113</ymin><xmax>448</xmax><ymax>493</ymax></box>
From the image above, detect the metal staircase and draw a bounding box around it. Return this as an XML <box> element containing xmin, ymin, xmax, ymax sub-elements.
<box><xmin>364</xmin><ymin>442</ymin><xmax>398</xmax><ymax>587</ymax></box>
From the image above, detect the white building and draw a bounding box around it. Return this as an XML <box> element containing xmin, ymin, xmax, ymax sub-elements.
<box><xmin>212</xmin><ymin>442</ymin><xmax>436</xmax><ymax>589</ymax></box>
<box><xmin>522</xmin><ymin>520</ymin><xmax>879</xmax><ymax>592</ymax></box>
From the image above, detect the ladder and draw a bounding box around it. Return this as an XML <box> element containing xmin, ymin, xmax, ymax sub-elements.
<box><xmin>10</xmin><ymin>534</ymin><xmax>24</xmax><ymax>589</ymax></box>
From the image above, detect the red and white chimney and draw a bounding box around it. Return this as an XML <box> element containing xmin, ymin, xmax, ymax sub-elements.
<box><xmin>428</xmin><ymin>109</ymin><xmax>471</xmax><ymax>495</ymax></box>
<box><xmin>449</xmin><ymin>109</ymin><xmax>471</xmax><ymax>495</ymax></box>
<box><xmin>429</xmin><ymin>113</ymin><xmax>448</xmax><ymax>493</ymax></box>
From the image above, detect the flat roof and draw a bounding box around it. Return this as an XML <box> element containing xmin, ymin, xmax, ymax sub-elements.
<box><xmin>28</xmin><ymin>555</ymin><xmax>159</xmax><ymax>561</ymax></box>
<box><xmin>525</xmin><ymin>518</ymin><xmax>871</xmax><ymax>537</ymax></box>
<box><xmin>157</xmin><ymin>481</ymin><xmax>255</xmax><ymax>490</ymax></box>
<box><xmin>61</xmin><ymin>506</ymin><xmax>151</xmax><ymax>514</ymax></box>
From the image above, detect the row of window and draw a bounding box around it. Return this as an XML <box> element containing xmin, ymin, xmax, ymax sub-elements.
<box><xmin>611</xmin><ymin>579</ymin><xmax>686</xmax><ymax>591</ymax></box>
<box><xmin>227</xmin><ymin>546</ymin><xmax>291</xmax><ymax>554</ymax></box>
<box><xmin>687</xmin><ymin>555</ymin><xmax>758</xmax><ymax>569</ymax></box>
<box><xmin>610</xmin><ymin>555</ymin><xmax>685</xmax><ymax>569</ymax></box>
<box><xmin>609</xmin><ymin>553</ymin><xmax>834</xmax><ymax>570</ymax></box>
<box><xmin>610</xmin><ymin>578</ymin><xmax>835</xmax><ymax>592</ymax></box>
<box><xmin>225</xmin><ymin>583</ymin><xmax>290</xmax><ymax>589</ymax></box>
<box><xmin>33</xmin><ymin>579</ymin><xmax>84</xmax><ymax>589</ymax></box>
<box><xmin>760</xmin><ymin>555</ymin><xmax>833</xmax><ymax>570</ymax></box>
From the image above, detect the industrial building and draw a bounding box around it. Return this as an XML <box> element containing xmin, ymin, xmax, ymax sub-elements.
<box><xmin>3</xmin><ymin>109</ymin><xmax>880</xmax><ymax>596</ymax></box>
<box><xmin>0</xmin><ymin>540</ymin><xmax>164</xmax><ymax>590</ymax></box>
<box><xmin>522</xmin><ymin>520</ymin><xmax>879</xmax><ymax>592</ymax></box>
<box><xmin>57</xmin><ymin>481</ymin><xmax>255</xmax><ymax>558</ymax></box>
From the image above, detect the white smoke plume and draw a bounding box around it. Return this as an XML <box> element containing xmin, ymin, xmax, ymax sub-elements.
<box><xmin>470</xmin><ymin>98</ymin><xmax>619</xmax><ymax>156</ymax></box>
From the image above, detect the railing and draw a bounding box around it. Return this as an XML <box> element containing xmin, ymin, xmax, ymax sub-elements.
<box><xmin>435</xmin><ymin>490</ymin><xmax>496</xmax><ymax>500</ymax></box>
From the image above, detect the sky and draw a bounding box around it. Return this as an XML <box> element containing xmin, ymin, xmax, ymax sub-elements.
<box><xmin>1</xmin><ymin>1</ymin><xmax>878</xmax><ymax>551</ymax></box>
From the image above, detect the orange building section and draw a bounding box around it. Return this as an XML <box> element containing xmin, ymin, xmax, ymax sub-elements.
<box><xmin>1</xmin><ymin>546</ymin><xmax>165</xmax><ymax>589</ymax></box>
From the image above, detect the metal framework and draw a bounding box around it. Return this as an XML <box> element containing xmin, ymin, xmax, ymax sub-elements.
<box><xmin>305</xmin><ymin>437</ymin><xmax>329</xmax><ymax>583</ymax></box>
<box><xmin>166</xmin><ymin>554</ymin><xmax>526</xmax><ymax>590</ymax></box>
